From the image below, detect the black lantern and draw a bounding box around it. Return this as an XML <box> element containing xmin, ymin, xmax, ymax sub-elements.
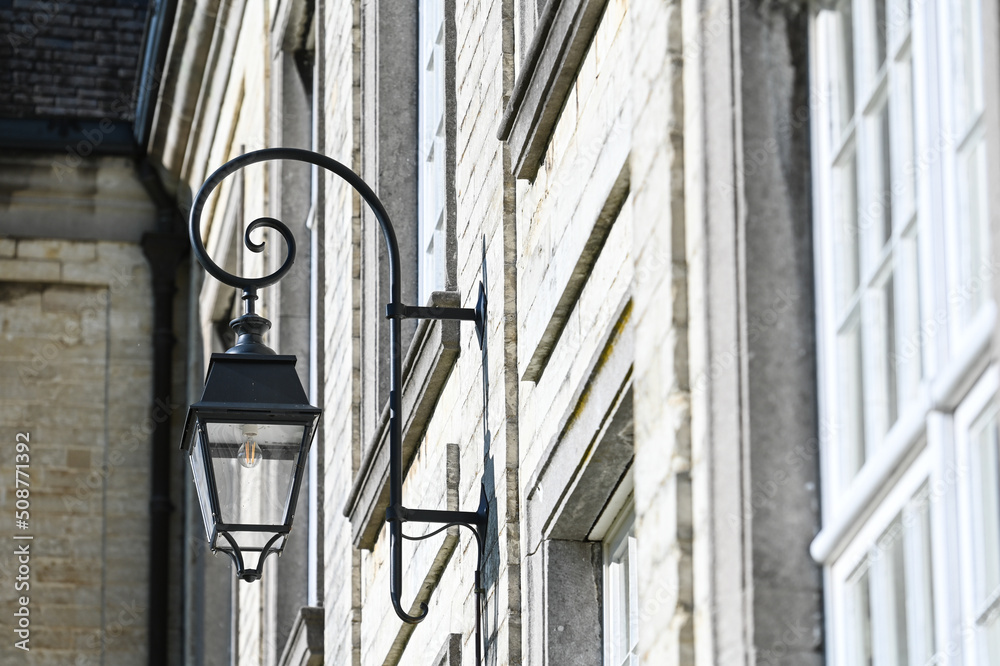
<box><xmin>181</xmin><ymin>347</ymin><xmax>320</xmax><ymax>582</ymax></box>
<box><xmin>182</xmin><ymin>178</ymin><xmax>321</xmax><ymax>583</ymax></box>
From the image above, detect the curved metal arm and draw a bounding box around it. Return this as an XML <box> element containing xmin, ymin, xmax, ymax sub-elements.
<box><xmin>190</xmin><ymin>149</ymin><xmax>417</xmax><ymax>619</ymax></box>
<box><xmin>189</xmin><ymin>148</ymin><xmax>402</xmax><ymax>301</ymax></box>
<box><xmin>191</xmin><ymin>205</ymin><xmax>297</xmax><ymax>292</ymax></box>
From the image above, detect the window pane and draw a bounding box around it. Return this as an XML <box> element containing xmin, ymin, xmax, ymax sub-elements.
<box><xmin>863</xmin><ymin>102</ymin><xmax>893</xmax><ymax>252</ymax></box>
<box><xmin>955</xmin><ymin>139</ymin><xmax>991</xmax><ymax>324</ymax></box>
<box><xmin>894</xmin><ymin>233</ymin><xmax>922</xmax><ymax>404</ymax></box>
<box><xmin>972</xmin><ymin>408</ymin><xmax>1000</xmax><ymax>609</ymax></box>
<box><xmin>952</xmin><ymin>0</ymin><xmax>984</xmax><ymax>133</ymax></box>
<box><xmin>910</xmin><ymin>496</ymin><xmax>936</xmax><ymax>663</ymax></box>
<box><xmin>418</xmin><ymin>0</ymin><xmax>447</xmax><ymax>303</ymax></box>
<box><xmin>874</xmin><ymin>0</ymin><xmax>888</xmax><ymax>74</ymax></box>
<box><xmin>838</xmin><ymin>322</ymin><xmax>865</xmax><ymax>487</ymax></box>
<box><xmin>881</xmin><ymin>519</ymin><xmax>909</xmax><ymax>665</ymax></box>
<box><xmin>863</xmin><ymin>273</ymin><xmax>899</xmax><ymax>445</ymax></box>
<box><xmin>893</xmin><ymin>55</ymin><xmax>917</xmax><ymax>222</ymax></box>
<box><xmin>836</xmin><ymin>0</ymin><xmax>856</xmax><ymax>132</ymax></box>
<box><xmin>835</xmin><ymin>150</ymin><xmax>860</xmax><ymax>309</ymax></box>
<box><xmin>877</xmin><ymin>273</ymin><xmax>898</xmax><ymax>434</ymax></box>
<box><xmin>611</xmin><ymin>552</ymin><xmax>628</xmax><ymax>661</ymax></box>
<box><xmin>988</xmin><ymin>619</ymin><xmax>1000</xmax><ymax>666</ymax></box>
<box><xmin>891</xmin><ymin>0</ymin><xmax>910</xmax><ymax>36</ymax></box>
<box><xmin>606</xmin><ymin>508</ymin><xmax>638</xmax><ymax>666</ymax></box>
<box><xmin>839</xmin><ymin>319</ymin><xmax>867</xmax><ymax>484</ymax></box>
<box><xmin>878</xmin><ymin>103</ymin><xmax>893</xmax><ymax>243</ymax></box>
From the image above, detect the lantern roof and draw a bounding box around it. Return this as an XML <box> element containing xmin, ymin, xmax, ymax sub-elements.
<box><xmin>181</xmin><ymin>353</ymin><xmax>321</xmax><ymax>452</ymax></box>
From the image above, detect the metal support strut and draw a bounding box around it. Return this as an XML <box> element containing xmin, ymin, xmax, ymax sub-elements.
<box><xmin>384</xmin><ymin>251</ymin><xmax>490</xmax><ymax>663</ymax></box>
<box><xmin>394</xmin><ymin>485</ymin><xmax>490</xmax><ymax>665</ymax></box>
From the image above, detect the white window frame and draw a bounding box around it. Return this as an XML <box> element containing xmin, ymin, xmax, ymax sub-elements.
<box><xmin>811</xmin><ymin>1</ymin><xmax>995</xmax><ymax>664</ymax></box>
<box><xmin>603</xmin><ymin>500</ymin><xmax>638</xmax><ymax>666</ymax></box>
<box><xmin>418</xmin><ymin>0</ymin><xmax>447</xmax><ymax>305</ymax></box>
<box><xmin>811</xmin><ymin>0</ymin><xmax>994</xmax><ymax>538</ymax></box>
<box><xmin>812</xmin><ymin>0</ymin><xmax>934</xmax><ymax>506</ymax></box>
<box><xmin>954</xmin><ymin>366</ymin><xmax>1000</xmax><ymax>663</ymax></box>
<box><xmin>829</xmin><ymin>451</ymin><xmax>938</xmax><ymax>666</ymax></box>
<box><xmin>936</xmin><ymin>0</ymin><xmax>992</xmax><ymax>350</ymax></box>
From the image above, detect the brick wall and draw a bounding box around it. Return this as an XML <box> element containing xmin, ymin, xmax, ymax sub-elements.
<box><xmin>0</xmin><ymin>0</ymin><xmax>150</xmax><ymax>120</ymax></box>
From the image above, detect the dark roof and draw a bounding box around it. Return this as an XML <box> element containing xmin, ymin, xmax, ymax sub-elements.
<box><xmin>0</xmin><ymin>0</ymin><xmax>150</xmax><ymax>121</ymax></box>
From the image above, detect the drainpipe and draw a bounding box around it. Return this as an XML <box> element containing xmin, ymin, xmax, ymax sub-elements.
<box><xmin>134</xmin><ymin>2</ymin><xmax>182</xmax><ymax>665</ymax></box>
<box><xmin>139</xmin><ymin>226</ymin><xmax>185</xmax><ymax>666</ymax></box>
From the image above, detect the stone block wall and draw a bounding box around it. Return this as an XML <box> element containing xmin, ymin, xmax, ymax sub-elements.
<box><xmin>149</xmin><ymin>0</ymin><xmax>823</xmax><ymax>664</ymax></box>
<box><xmin>0</xmin><ymin>239</ymin><xmax>154</xmax><ymax>665</ymax></box>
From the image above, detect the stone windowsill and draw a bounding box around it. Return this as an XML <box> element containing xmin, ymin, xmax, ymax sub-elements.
<box><xmin>342</xmin><ymin>291</ymin><xmax>462</xmax><ymax>549</ymax></box>
<box><xmin>497</xmin><ymin>0</ymin><xmax>610</xmax><ymax>180</ymax></box>
<box><xmin>276</xmin><ymin>606</ymin><xmax>323</xmax><ymax>666</ymax></box>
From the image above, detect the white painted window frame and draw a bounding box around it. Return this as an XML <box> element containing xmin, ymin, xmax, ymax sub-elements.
<box><xmin>812</xmin><ymin>0</ymin><xmax>938</xmax><ymax>509</ymax></box>
<box><xmin>954</xmin><ymin>366</ymin><xmax>1000</xmax><ymax>663</ymax></box>
<box><xmin>603</xmin><ymin>500</ymin><xmax>638</xmax><ymax>666</ymax></box>
<box><xmin>829</xmin><ymin>451</ymin><xmax>938</xmax><ymax>665</ymax></box>
<box><xmin>810</xmin><ymin>0</ymin><xmax>994</xmax><ymax>664</ymax></box>
<box><xmin>418</xmin><ymin>0</ymin><xmax>447</xmax><ymax>305</ymax></box>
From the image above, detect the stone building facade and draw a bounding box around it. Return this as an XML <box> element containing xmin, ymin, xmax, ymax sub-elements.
<box><xmin>3</xmin><ymin>0</ymin><xmax>1000</xmax><ymax>664</ymax></box>
<box><xmin>144</xmin><ymin>0</ymin><xmax>826</xmax><ymax>663</ymax></box>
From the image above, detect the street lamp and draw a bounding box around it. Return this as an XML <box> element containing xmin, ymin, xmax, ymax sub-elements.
<box><xmin>180</xmin><ymin>202</ymin><xmax>322</xmax><ymax>582</ymax></box>
<box><xmin>181</xmin><ymin>149</ymin><xmax>488</xmax><ymax>636</ymax></box>
<box><xmin>181</xmin><ymin>351</ymin><xmax>320</xmax><ymax>582</ymax></box>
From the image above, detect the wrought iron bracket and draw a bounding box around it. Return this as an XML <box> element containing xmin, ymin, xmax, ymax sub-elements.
<box><xmin>389</xmin><ymin>484</ymin><xmax>490</xmax><ymax>664</ymax></box>
<box><xmin>385</xmin><ymin>280</ymin><xmax>487</xmax><ymax>349</ymax></box>
<box><xmin>384</xmin><ymin>241</ymin><xmax>490</xmax><ymax>629</ymax></box>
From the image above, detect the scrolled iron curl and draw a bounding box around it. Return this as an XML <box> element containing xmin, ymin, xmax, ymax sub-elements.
<box><xmin>189</xmin><ymin>174</ymin><xmax>297</xmax><ymax>292</ymax></box>
<box><xmin>190</xmin><ymin>209</ymin><xmax>296</xmax><ymax>291</ymax></box>
<box><xmin>188</xmin><ymin>147</ymin><xmax>401</xmax><ymax>297</ymax></box>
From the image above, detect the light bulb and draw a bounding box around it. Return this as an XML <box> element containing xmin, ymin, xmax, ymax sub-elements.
<box><xmin>238</xmin><ymin>425</ymin><xmax>263</xmax><ymax>469</ymax></box>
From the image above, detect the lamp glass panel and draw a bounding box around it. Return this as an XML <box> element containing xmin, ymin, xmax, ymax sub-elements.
<box><xmin>204</xmin><ymin>422</ymin><xmax>305</xmax><ymax>527</ymax></box>
<box><xmin>189</xmin><ymin>429</ymin><xmax>216</xmax><ymax>542</ymax></box>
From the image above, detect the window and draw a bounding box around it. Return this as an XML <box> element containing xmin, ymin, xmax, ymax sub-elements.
<box><xmin>813</xmin><ymin>0</ymin><xmax>991</xmax><ymax>512</ymax></box>
<box><xmin>811</xmin><ymin>0</ymin><xmax>994</xmax><ymax>663</ymax></box>
<box><xmin>418</xmin><ymin>0</ymin><xmax>447</xmax><ymax>304</ymax></box>
<box><xmin>940</xmin><ymin>0</ymin><xmax>991</xmax><ymax>337</ymax></box>
<box><xmin>955</xmin><ymin>368</ymin><xmax>1000</xmax><ymax>663</ymax></box>
<box><xmin>348</xmin><ymin>0</ymin><xmax>462</xmax><ymax>554</ymax></box>
<box><xmin>819</xmin><ymin>0</ymin><xmax>924</xmax><ymax>492</ymax></box>
<box><xmin>834</xmin><ymin>480</ymin><xmax>937</xmax><ymax>666</ymax></box>
<box><xmin>604</xmin><ymin>502</ymin><xmax>638</xmax><ymax>666</ymax></box>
